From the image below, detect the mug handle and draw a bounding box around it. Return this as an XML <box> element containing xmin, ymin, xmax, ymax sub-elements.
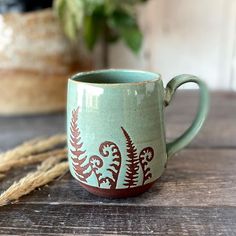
<box><xmin>164</xmin><ymin>74</ymin><xmax>209</xmax><ymax>159</ymax></box>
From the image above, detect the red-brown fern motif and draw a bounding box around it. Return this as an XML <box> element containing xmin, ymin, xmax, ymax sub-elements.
<box><xmin>70</xmin><ymin>108</ymin><xmax>155</xmax><ymax>188</ymax></box>
<box><xmin>89</xmin><ymin>142</ymin><xmax>122</xmax><ymax>188</ymax></box>
<box><xmin>70</xmin><ymin>107</ymin><xmax>91</xmax><ymax>182</ymax></box>
<box><xmin>89</xmin><ymin>155</ymin><xmax>103</xmax><ymax>187</ymax></box>
<box><xmin>98</xmin><ymin>141</ymin><xmax>122</xmax><ymax>189</ymax></box>
<box><xmin>139</xmin><ymin>147</ymin><xmax>154</xmax><ymax>185</ymax></box>
<box><xmin>121</xmin><ymin>127</ymin><xmax>140</xmax><ymax>188</ymax></box>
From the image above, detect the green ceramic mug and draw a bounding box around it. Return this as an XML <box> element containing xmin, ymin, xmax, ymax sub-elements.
<box><xmin>67</xmin><ymin>69</ymin><xmax>209</xmax><ymax>198</ymax></box>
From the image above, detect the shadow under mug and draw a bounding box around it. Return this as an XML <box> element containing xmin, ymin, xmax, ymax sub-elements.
<box><xmin>67</xmin><ymin>69</ymin><xmax>209</xmax><ymax>198</ymax></box>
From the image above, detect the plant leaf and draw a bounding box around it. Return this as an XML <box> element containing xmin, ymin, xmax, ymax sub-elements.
<box><xmin>67</xmin><ymin>0</ymin><xmax>84</xmax><ymax>27</ymax></box>
<box><xmin>83</xmin><ymin>15</ymin><xmax>101</xmax><ymax>50</ymax></box>
<box><xmin>63</xmin><ymin>12</ymin><xmax>77</xmax><ymax>40</ymax></box>
<box><xmin>53</xmin><ymin>0</ymin><xmax>146</xmax><ymax>51</ymax></box>
<box><xmin>109</xmin><ymin>10</ymin><xmax>143</xmax><ymax>53</ymax></box>
<box><xmin>53</xmin><ymin>0</ymin><xmax>66</xmax><ymax>19</ymax></box>
<box><xmin>121</xmin><ymin>25</ymin><xmax>143</xmax><ymax>53</ymax></box>
<box><xmin>53</xmin><ymin>0</ymin><xmax>84</xmax><ymax>40</ymax></box>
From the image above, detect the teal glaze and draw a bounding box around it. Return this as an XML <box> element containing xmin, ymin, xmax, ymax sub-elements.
<box><xmin>165</xmin><ymin>74</ymin><xmax>209</xmax><ymax>158</ymax></box>
<box><xmin>67</xmin><ymin>69</ymin><xmax>209</xmax><ymax>193</ymax></box>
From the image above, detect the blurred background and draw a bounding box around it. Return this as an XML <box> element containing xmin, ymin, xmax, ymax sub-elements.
<box><xmin>0</xmin><ymin>0</ymin><xmax>235</xmax><ymax>115</ymax></box>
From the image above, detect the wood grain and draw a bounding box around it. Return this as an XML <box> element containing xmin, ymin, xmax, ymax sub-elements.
<box><xmin>0</xmin><ymin>113</ymin><xmax>65</xmax><ymax>152</ymax></box>
<box><xmin>0</xmin><ymin>91</ymin><xmax>235</xmax><ymax>235</ymax></box>
<box><xmin>1</xmin><ymin>148</ymin><xmax>234</xmax><ymax>207</ymax></box>
<box><xmin>0</xmin><ymin>204</ymin><xmax>235</xmax><ymax>235</ymax></box>
<box><xmin>165</xmin><ymin>91</ymin><xmax>236</xmax><ymax>148</ymax></box>
<box><xmin>0</xmin><ymin>91</ymin><xmax>234</xmax><ymax>151</ymax></box>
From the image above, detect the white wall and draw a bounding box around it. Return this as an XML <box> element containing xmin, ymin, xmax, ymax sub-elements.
<box><xmin>109</xmin><ymin>0</ymin><xmax>236</xmax><ymax>90</ymax></box>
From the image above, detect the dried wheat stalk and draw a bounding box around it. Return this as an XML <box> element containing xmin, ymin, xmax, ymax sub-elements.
<box><xmin>0</xmin><ymin>155</ymin><xmax>68</xmax><ymax>206</ymax></box>
<box><xmin>0</xmin><ymin>134</ymin><xmax>66</xmax><ymax>161</ymax></box>
<box><xmin>0</xmin><ymin>148</ymin><xmax>67</xmax><ymax>173</ymax></box>
<box><xmin>38</xmin><ymin>152</ymin><xmax>67</xmax><ymax>171</ymax></box>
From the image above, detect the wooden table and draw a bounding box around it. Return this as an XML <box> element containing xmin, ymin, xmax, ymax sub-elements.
<box><xmin>0</xmin><ymin>92</ymin><xmax>235</xmax><ymax>235</ymax></box>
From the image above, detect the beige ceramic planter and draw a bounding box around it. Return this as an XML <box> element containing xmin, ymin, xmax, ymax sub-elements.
<box><xmin>0</xmin><ymin>10</ymin><xmax>93</xmax><ymax>115</ymax></box>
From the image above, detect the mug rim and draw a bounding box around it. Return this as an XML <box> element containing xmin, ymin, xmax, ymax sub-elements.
<box><xmin>69</xmin><ymin>69</ymin><xmax>161</xmax><ymax>86</ymax></box>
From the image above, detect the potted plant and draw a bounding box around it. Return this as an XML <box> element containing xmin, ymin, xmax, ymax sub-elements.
<box><xmin>54</xmin><ymin>0</ymin><xmax>147</xmax><ymax>67</ymax></box>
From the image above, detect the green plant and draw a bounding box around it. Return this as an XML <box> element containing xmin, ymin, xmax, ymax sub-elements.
<box><xmin>54</xmin><ymin>0</ymin><xmax>147</xmax><ymax>54</ymax></box>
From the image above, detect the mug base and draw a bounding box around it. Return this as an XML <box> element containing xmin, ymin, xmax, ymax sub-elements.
<box><xmin>79</xmin><ymin>181</ymin><xmax>156</xmax><ymax>198</ymax></box>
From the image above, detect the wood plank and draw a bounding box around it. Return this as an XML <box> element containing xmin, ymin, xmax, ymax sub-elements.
<box><xmin>0</xmin><ymin>92</ymin><xmax>235</xmax><ymax>151</ymax></box>
<box><xmin>165</xmin><ymin>91</ymin><xmax>236</xmax><ymax>148</ymax></box>
<box><xmin>0</xmin><ymin>113</ymin><xmax>65</xmax><ymax>152</ymax></box>
<box><xmin>0</xmin><ymin>92</ymin><xmax>235</xmax><ymax>235</ymax></box>
<box><xmin>0</xmin><ymin>204</ymin><xmax>235</xmax><ymax>235</ymax></box>
<box><xmin>1</xmin><ymin>149</ymin><xmax>235</xmax><ymax>207</ymax></box>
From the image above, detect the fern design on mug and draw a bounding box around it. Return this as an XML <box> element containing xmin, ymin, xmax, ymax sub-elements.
<box><xmin>88</xmin><ymin>155</ymin><xmax>104</xmax><ymax>187</ymax></box>
<box><xmin>121</xmin><ymin>127</ymin><xmax>155</xmax><ymax>187</ymax></box>
<box><xmin>69</xmin><ymin>106</ymin><xmax>155</xmax><ymax>189</ymax></box>
<box><xmin>121</xmin><ymin>127</ymin><xmax>140</xmax><ymax>188</ymax></box>
<box><xmin>139</xmin><ymin>147</ymin><xmax>154</xmax><ymax>185</ymax></box>
<box><xmin>69</xmin><ymin>107</ymin><xmax>122</xmax><ymax>189</ymax></box>
<box><xmin>89</xmin><ymin>142</ymin><xmax>122</xmax><ymax>189</ymax></box>
<box><xmin>70</xmin><ymin>107</ymin><xmax>91</xmax><ymax>182</ymax></box>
